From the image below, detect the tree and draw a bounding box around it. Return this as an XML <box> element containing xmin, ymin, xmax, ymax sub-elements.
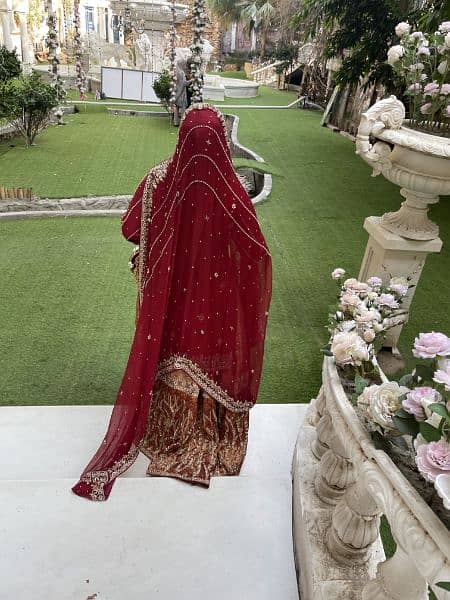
<box><xmin>293</xmin><ymin>0</ymin><xmax>447</xmax><ymax>90</ymax></box>
<box><xmin>0</xmin><ymin>46</ymin><xmax>21</xmax><ymax>83</ymax></box>
<box><xmin>293</xmin><ymin>0</ymin><xmax>407</xmax><ymax>89</ymax></box>
<box><xmin>0</xmin><ymin>72</ymin><xmax>58</xmax><ymax>146</ymax></box>
<box><xmin>241</xmin><ymin>1</ymin><xmax>278</xmax><ymax>56</ymax></box>
<box><xmin>274</xmin><ymin>41</ymin><xmax>298</xmax><ymax>88</ymax></box>
<box><xmin>207</xmin><ymin>0</ymin><xmax>242</xmax><ymax>27</ymax></box>
<box><xmin>208</xmin><ymin>0</ymin><xmax>280</xmax><ymax>57</ymax></box>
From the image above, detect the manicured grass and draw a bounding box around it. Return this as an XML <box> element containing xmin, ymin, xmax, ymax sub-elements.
<box><xmin>215</xmin><ymin>70</ymin><xmax>248</xmax><ymax>79</ymax></box>
<box><xmin>0</xmin><ymin>92</ymin><xmax>449</xmax><ymax>407</ymax></box>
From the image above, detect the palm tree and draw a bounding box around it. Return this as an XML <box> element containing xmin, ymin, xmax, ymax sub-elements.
<box><xmin>240</xmin><ymin>1</ymin><xmax>278</xmax><ymax>56</ymax></box>
<box><xmin>208</xmin><ymin>0</ymin><xmax>279</xmax><ymax>57</ymax></box>
<box><xmin>207</xmin><ymin>0</ymin><xmax>242</xmax><ymax>27</ymax></box>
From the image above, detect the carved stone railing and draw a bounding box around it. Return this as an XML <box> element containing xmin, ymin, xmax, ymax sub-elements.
<box><xmin>292</xmin><ymin>357</ymin><xmax>450</xmax><ymax>599</ymax></box>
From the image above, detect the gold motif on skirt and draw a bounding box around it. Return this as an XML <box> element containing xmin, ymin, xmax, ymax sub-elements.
<box><xmin>140</xmin><ymin>369</ymin><xmax>249</xmax><ymax>486</ymax></box>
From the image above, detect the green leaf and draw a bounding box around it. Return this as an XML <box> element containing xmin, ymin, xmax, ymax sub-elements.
<box><xmin>396</xmin><ymin>408</ymin><xmax>411</xmax><ymax>419</ymax></box>
<box><xmin>350</xmin><ymin>393</ymin><xmax>358</xmax><ymax>406</ymax></box>
<box><xmin>436</xmin><ymin>582</ymin><xmax>450</xmax><ymax>591</ymax></box>
<box><xmin>321</xmin><ymin>347</ymin><xmax>334</xmax><ymax>357</ymax></box>
<box><xmin>371</xmin><ymin>431</ymin><xmax>390</xmax><ymax>453</ymax></box>
<box><xmin>392</xmin><ymin>415</ymin><xmax>420</xmax><ymax>437</ymax></box>
<box><xmin>414</xmin><ymin>364</ymin><xmax>434</xmax><ymax>382</ymax></box>
<box><xmin>429</xmin><ymin>403</ymin><xmax>449</xmax><ymax>418</ymax></box>
<box><xmin>419</xmin><ymin>422</ymin><xmax>442</xmax><ymax>443</ymax></box>
<box><xmin>399</xmin><ymin>373</ymin><xmax>413</xmax><ymax>387</ymax></box>
<box><xmin>354</xmin><ymin>374</ymin><xmax>369</xmax><ymax>395</ymax></box>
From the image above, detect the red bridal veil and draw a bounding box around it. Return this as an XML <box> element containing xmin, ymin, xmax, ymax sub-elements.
<box><xmin>72</xmin><ymin>104</ymin><xmax>272</xmax><ymax>501</ymax></box>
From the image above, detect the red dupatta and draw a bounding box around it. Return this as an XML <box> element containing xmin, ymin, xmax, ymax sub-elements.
<box><xmin>72</xmin><ymin>104</ymin><xmax>272</xmax><ymax>501</ymax></box>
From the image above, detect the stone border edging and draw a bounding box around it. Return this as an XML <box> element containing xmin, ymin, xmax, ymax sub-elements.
<box><xmin>0</xmin><ymin>112</ymin><xmax>272</xmax><ymax>220</ymax></box>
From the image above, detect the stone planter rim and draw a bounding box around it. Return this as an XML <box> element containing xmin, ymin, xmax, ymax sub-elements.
<box><xmin>324</xmin><ymin>355</ymin><xmax>450</xmax><ymax>557</ymax></box>
<box><xmin>376</xmin><ymin>124</ymin><xmax>450</xmax><ymax>160</ymax></box>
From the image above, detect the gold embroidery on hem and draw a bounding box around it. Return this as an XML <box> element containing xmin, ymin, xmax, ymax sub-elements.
<box><xmin>80</xmin><ymin>445</ymin><xmax>139</xmax><ymax>501</ymax></box>
<box><xmin>156</xmin><ymin>355</ymin><xmax>253</xmax><ymax>413</ymax></box>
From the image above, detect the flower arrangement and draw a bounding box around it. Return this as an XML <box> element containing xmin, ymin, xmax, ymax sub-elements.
<box><xmin>387</xmin><ymin>21</ymin><xmax>450</xmax><ymax>135</ymax></box>
<box><xmin>324</xmin><ymin>268</ymin><xmax>450</xmax><ymax>508</ymax></box>
<box><xmin>354</xmin><ymin>332</ymin><xmax>450</xmax><ymax>509</ymax></box>
<box><xmin>323</xmin><ymin>268</ymin><xmax>409</xmax><ymax>383</ymax></box>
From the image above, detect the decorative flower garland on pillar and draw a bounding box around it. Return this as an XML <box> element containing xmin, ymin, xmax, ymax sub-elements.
<box><xmin>169</xmin><ymin>0</ymin><xmax>177</xmax><ymax>114</ymax></box>
<box><xmin>190</xmin><ymin>0</ymin><xmax>207</xmax><ymax>103</ymax></box>
<box><xmin>73</xmin><ymin>0</ymin><xmax>86</xmax><ymax>100</ymax></box>
<box><xmin>46</xmin><ymin>0</ymin><xmax>65</xmax><ymax>102</ymax></box>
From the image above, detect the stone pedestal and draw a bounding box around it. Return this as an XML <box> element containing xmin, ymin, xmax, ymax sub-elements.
<box><xmin>359</xmin><ymin>216</ymin><xmax>442</xmax><ymax>351</ymax></box>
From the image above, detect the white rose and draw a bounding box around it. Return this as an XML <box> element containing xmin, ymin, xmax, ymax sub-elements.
<box><xmin>364</xmin><ymin>329</ymin><xmax>376</xmax><ymax>343</ymax></box>
<box><xmin>373</xmin><ymin>322</ymin><xmax>384</xmax><ymax>333</ymax></box>
<box><xmin>331</xmin><ymin>331</ymin><xmax>370</xmax><ymax>366</ymax></box>
<box><xmin>445</xmin><ymin>33</ymin><xmax>450</xmax><ymax>48</ymax></box>
<box><xmin>387</xmin><ymin>45</ymin><xmax>404</xmax><ymax>65</ymax></box>
<box><xmin>368</xmin><ymin>292</ymin><xmax>379</xmax><ymax>301</ymax></box>
<box><xmin>340</xmin><ymin>320</ymin><xmax>356</xmax><ymax>332</ymax></box>
<box><xmin>357</xmin><ymin>384</ymin><xmax>380</xmax><ymax>414</ymax></box>
<box><xmin>355</xmin><ymin>308</ymin><xmax>381</xmax><ymax>325</ymax></box>
<box><xmin>395</xmin><ymin>22</ymin><xmax>411</xmax><ymax>37</ymax></box>
<box><xmin>331</xmin><ymin>268</ymin><xmax>346</xmax><ymax>280</ymax></box>
<box><xmin>368</xmin><ymin>382</ymin><xmax>410</xmax><ymax>430</ymax></box>
<box><xmin>438</xmin><ymin>60</ymin><xmax>448</xmax><ymax>75</ymax></box>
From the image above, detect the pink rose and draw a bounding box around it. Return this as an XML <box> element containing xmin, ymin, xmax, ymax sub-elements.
<box><xmin>439</xmin><ymin>22</ymin><xmax>450</xmax><ymax>33</ymax></box>
<box><xmin>408</xmin><ymin>83</ymin><xmax>422</xmax><ymax>93</ymax></box>
<box><xmin>388</xmin><ymin>277</ymin><xmax>409</xmax><ymax>297</ymax></box>
<box><xmin>375</xmin><ymin>293</ymin><xmax>399</xmax><ymax>310</ymax></box>
<box><xmin>416</xmin><ymin>440</ymin><xmax>450</xmax><ymax>482</ymax></box>
<box><xmin>402</xmin><ymin>387</ymin><xmax>442</xmax><ymax>421</ymax></box>
<box><xmin>418</xmin><ymin>46</ymin><xmax>430</xmax><ymax>55</ymax></box>
<box><xmin>410</xmin><ymin>31</ymin><xmax>424</xmax><ymax>40</ymax></box>
<box><xmin>413</xmin><ymin>332</ymin><xmax>450</xmax><ymax>359</ymax></box>
<box><xmin>424</xmin><ymin>82</ymin><xmax>440</xmax><ymax>96</ymax></box>
<box><xmin>343</xmin><ymin>278</ymin><xmax>370</xmax><ymax>294</ymax></box>
<box><xmin>440</xmin><ymin>83</ymin><xmax>450</xmax><ymax>95</ymax></box>
<box><xmin>420</xmin><ymin>102</ymin><xmax>432</xmax><ymax>114</ymax></box>
<box><xmin>434</xmin><ymin>359</ymin><xmax>450</xmax><ymax>392</ymax></box>
<box><xmin>340</xmin><ymin>291</ymin><xmax>362</xmax><ymax>314</ymax></box>
<box><xmin>367</xmin><ymin>276</ymin><xmax>382</xmax><ymax>288</ymax></box>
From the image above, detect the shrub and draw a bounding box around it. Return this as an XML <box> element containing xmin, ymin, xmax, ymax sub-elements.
<box><xmin>0</xmin><ymin>46</ymin><xmax>21</xmax><ymax>83</ymax></box>
<box><xmin>153</xmin><ymin>70</ymin><xmax>171</xmax><ymax>111</ymax></box>
<box><xmin>0</xmin><ymin>72</ymin><xmax>58</xmax><ymax>145</ymax></box>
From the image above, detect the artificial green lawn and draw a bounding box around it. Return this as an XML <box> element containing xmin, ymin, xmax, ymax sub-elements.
<box><xmin>0</xmin><ymin>89</ymin><xmax>449</xmax><ymax>407</ymax></box>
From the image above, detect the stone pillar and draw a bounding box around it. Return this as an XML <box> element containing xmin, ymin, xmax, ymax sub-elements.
<box><xmin>17</xmin><ymin>12</ymin><xmax>34</xmax><ymax>65</ymax></box>
<box><xmin>359</xmin><ymin>215</ymin><xmax>442</xmax><ymax>352</ymax></box>
<box><xmin>0</xmin><ymin>8</ymin><xmax>13</xmax><ymax>49</ymax></box>
<box><xmin>230</xmin><ymin>22</ymin><xmax>237</xmax><ymax>52</ymax></box>
<box><xmin>327</xmin><ymin>476</ymin><xmax>381</xmax><ymax>565</ymax></box>
<box><xmin>315</xmin><ymin>424</ymin><xmax>356</xmax><ymax>505</ymax></box>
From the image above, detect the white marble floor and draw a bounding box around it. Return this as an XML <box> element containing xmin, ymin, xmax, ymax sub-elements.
<box><xmin>0</xmin><ymin>403</ymin><xmax>307</xmax><ymax>600</ymax></box>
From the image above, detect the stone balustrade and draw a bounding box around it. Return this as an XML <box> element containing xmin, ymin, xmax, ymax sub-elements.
<box><xmin>292</xmin><ymin>356</ymin><xmax>450</xmax><ymax>599</ymax></box>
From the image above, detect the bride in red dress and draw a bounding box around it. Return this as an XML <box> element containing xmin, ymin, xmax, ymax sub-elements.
<box><xmin>72</xmin><ymin>104</ymin><xmax>272</xmax><ymax>501</ymax></box>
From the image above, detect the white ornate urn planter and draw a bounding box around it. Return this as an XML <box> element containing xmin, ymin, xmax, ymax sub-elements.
<box><xmin>356</xmin><ymin>96</ymin><xmax>450</xmax><ymax>241</ymax></box>
<box><xmin>355</xmin><ymin>96</ymin><xmax>449</xmax><ymax>350</ymax></box>
<box><xmin>292</xmin><ymin>357</ymin><xmax>450</xmax><ymax>599</ymax></box>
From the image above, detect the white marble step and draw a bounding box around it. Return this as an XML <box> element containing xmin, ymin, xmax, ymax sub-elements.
<box><xmin>0</xmin><ymin>477</ymin><xmax>298</xmax><ymax>600</ymax></box>
<box><xmin>1</xmin><ymin>404</ymin><xmax>306</xmax><ymax>480</ymax></box>
<box><xmin>0</xmin><ymin>404</ymin><xmax>307</xmax><ymax>600</ymax></box>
